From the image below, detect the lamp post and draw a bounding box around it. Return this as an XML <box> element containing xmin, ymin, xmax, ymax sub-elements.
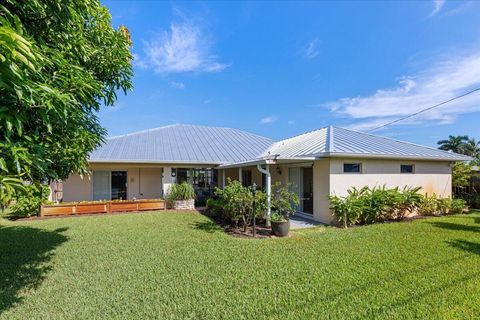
<box><xmin>251</xmin><ymin>182</ymin><xmax>257</xmax><ymax>238</ymax></box>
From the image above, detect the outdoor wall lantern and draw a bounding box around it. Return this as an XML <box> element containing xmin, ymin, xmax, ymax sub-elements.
<box><xmin>276</xmin><ymin>166</ymin><xmax>282</xmax><ymax>175</ymax></box>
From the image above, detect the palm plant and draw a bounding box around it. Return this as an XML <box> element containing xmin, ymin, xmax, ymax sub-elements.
<box><xmin>463</xmin><ymin>138</ymin><xmax>480</xmax><ymax>158</ymax></box>
<box><xmin>437</xmin><ymin>135</ymin><xmax>469</xmax><ymax>154</ymax></box>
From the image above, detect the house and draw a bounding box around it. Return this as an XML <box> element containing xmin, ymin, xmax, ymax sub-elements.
<box><xmin>55</xmin><ymin>124</ymin><xmax>470</xmax><ymax>224</ymax></box>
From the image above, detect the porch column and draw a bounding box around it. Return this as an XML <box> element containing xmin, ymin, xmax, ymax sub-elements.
<box><xmin>256</xmin><ymin>164</ymin><xmax>271</xmax><ymax>227</ymax></box>
<box><xmin>238</xmin><ymin>167</ymin><xmax>242</xmax><ymax>185</ymax></box>
<box><xmin>162</xmin><ymin>167</ymin><xmax>173</xmax><ymax>197</ymax></box>
<box><xmin>222</xmin><ymin>169</ymin><xmax>226</xmax><ymax>188</ymax></box>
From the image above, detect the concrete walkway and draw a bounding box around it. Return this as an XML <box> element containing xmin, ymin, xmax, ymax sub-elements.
<box><xmin>290</xmin><ymin>214</ymin><xmax>322</xmax><ymax>229</ymax></box>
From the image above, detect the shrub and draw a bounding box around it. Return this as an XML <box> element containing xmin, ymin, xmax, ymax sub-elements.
<box><xmin>214</xmin><ymin>178</ymin><xmax>267</xmax><ymax>230</ymax></box>
<box><xmin>330</xmin><ymin>185</ymin><xmax>424</xmax><ymax>227</ymax></box>
<box><xmin>206</xmin><ymin>198</ymin><xmax>224</xmax><ymax>217</ymax></box>
<box><xmin>271</xmin><ymin>182</ymin><xmax>300</xmax><ymax>221</ymax></box>
<box><xmin>417</xmin><ymin>194</ymin><xmax>438</xmax><ymax>216</ymax></box>
<box><xmin>10</xmin><ymin>183</ymin><xmax>51</xmax><ymax>217</ymax></box>
<box><xmin>450</xmin><ymin>199</ymin><xmax>467</xmax><ymax>215</ymax></box>
<box><xmin>168</xmin><ymin>182</ymin><xmax>196</xmax><ymax>201</ymax></box>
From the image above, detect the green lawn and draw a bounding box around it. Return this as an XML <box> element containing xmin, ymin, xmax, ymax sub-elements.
<box><xmin>1</xmin><ymin>211</ymin><xmax>479</xmax><ymax>319</ymax></box>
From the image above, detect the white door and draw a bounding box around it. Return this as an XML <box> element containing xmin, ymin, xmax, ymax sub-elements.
<box><xmin>93</xmin><ymin>171</ymin><xmax>110</xmax><ymax>200</ymax></box>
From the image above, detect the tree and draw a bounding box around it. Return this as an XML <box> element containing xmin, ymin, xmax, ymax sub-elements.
<box><xmin>452</xmin><ymin>162</ymin><xmax>471</xmax><ymax>190</ymax></box>
<box><xmin>463</xmin><ymin>138</ymin><xmax>480</xmax><ymax>159</ymax></box>
<box><xmin>437</xmin><ymin>135</ymin><xmax>469</xmax><ymax>154</ymax></box>
<box><xmin>0</xmin><ymin>0</ymin><xmax>133</xmax><ymax>205</ymax></box>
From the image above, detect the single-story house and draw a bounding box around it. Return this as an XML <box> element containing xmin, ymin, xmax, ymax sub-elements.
<box><xmin>53</xmin><ymin>124</ymin><xmax>470</xmax><ymax>224</ymax></box>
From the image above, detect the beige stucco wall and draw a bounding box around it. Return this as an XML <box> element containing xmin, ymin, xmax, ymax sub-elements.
<box><xmin>62</xmin><ymin>173</ymin><xmax>92</xmax><ymax>202</ymax></box>
<box><xmin>61</xmin><ymin>165</ymin><xmax>163</xmax><ymax>202</ymax></box>
<box><xmin>312</xmin><ymin>159</ymin><xmax>331</xmax><ymax>223</ymax></box>
<box><xmin>329</xmin><ymin>158</ymin><xmax>452</xmax><ymax>197</ymax></box>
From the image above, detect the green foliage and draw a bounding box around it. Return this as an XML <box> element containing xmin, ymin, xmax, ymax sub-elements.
<box><xmin>330</xmin><ymin>185</ymin><xmax>423</xmax><ymax>227</ymax></box>
<box><xmin>271</xmin><ymin>182</ymin><xmax>300</xmax><ymax>220</ymax></box>
<box><xmin>452</xmin><ymin>162</ymin><xmax>471</xmax><ymax>189</ymax></box>
<box><xmin>0</xmin><ymin>0</ymin><xmax>133</xmax><ymax>205</ymax></box>
<box><xmin>450</xmin><ymin>199</ymin><xmax>467</xmax><ymax>215</ymax></box>
<box><xmin>214</xmin><ymin>178</ymin><xmax>266</xmax><ymax>229</ymax></box>
<box><xmin>168</xmin><ymin>182</ymin><xmax>196</xmax><ymax>201</ymax></box>
<box><xmin>206</xmin><ymin>198</ymin><xmax>224</xmax><ymax>217</ymax></box>
<box><xmin>10</xmin><ymin>182</ymin><xmax>50</xmax><ymax>217</ymax></box>
<box><xmin>270</xmin><ymin>211</ymin><xmax>285</xmax><ymax>222</ymax></box>
<box><xmin>418</xmin><ymin>194</ymin><xmax>467</xmax><ymax>216</ymax></box>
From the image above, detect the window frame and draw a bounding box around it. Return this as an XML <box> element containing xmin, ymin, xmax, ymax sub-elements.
<box><xmin>400</xmin><ymin>164</ymin><xmax>415</xmax><ymax>174</ymax></box>
<box><xmin>343</xmin><ymin>162</ymin><xmax>362</xmax><ymax>174</ymax></box>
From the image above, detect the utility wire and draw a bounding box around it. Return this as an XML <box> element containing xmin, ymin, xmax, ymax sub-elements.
<box><xmin>367</xmin><ymin>87</ymin><xmax>480</xmax><ymax>133</ymax></box>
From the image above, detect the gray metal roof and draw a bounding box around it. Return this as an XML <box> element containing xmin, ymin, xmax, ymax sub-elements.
<box><xmin>262</xmin><ymin>126</ymin><xmax>471</xmax><ymax>161</ymax></box>
<box><xmin>90</xmin><ymin>124</ymin><xmax>470</xmax><ymax>165</ymax></box>
<box><xmin>89</xmin><ymin>124</ymin><xmax>274</xmax><ymax>164</ymax></box>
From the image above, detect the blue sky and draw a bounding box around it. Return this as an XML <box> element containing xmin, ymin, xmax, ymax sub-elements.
<box><xmin>100</xmin><ymin>0</ymin><xmax>480</xmax><ymax>147</ymax></box>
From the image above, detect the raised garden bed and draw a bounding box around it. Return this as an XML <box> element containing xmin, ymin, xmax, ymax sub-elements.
<box><xmin>41</xmin><ymin>199</ymin><xmax>165</xmax><ymax>217</ymax></box>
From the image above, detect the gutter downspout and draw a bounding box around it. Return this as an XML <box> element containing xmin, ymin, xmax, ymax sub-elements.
<box><xmin>257</xmin><ymin>164</ymin><xmax>271</xmax><ymax>227</ymax></box>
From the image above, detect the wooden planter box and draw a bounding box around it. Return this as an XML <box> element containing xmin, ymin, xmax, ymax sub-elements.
<box><xmin>41</xmin><ymin>204</ymin><xmax>76</xmax><ymax>216</ymax></box>
<box><xmin>40</xmin><ymin>199</ymin><xmax>165</xmax><ymax>217</ymax></box>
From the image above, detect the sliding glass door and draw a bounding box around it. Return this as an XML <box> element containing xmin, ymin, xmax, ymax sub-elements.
<box><xmin>93</xmin><ymin>171</ymin><xmax>110</xmax><ymax>201</ymax></box>
<box><xmin>288</xmin><ymin>167</ymin><xmax>313</xmax><ymax>214</ymax></box>
<box><xmin>93</xmin><ymin>170</ymin><xmax>127</xmax><ymax>201</ymax></box>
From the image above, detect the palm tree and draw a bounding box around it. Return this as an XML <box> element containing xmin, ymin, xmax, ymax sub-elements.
<box><xmin>437</xmin><ymin>135</ymin><xmax>469</xmax><ymax>154</ymax></box>
<box><xmin>463</xmin><ymin>138</ymin><xmax>480</xmax><ymax>158</ymax></box>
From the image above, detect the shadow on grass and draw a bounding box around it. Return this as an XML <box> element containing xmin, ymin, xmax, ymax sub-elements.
<box><xmin>428</xmin><ymin>221</ymin><xmax>480</xmax><ymax>233</ymax></box>
<box><xmin>191</xmin><ymin>220</ymin><xmax>222</xmax><ymax>233</ymax></box>
<box><xmin>447</xmin><ymin>239</ymin><xmax>480</xmax><ymax>255</ymax></box>
<box><xmin>0</xmin><ymin>225</ymin><xmax>68</xmax><ymax>314</ymax></box>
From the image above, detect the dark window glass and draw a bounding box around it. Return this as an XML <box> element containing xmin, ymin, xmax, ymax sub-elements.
<box><xmin>343</xmin><ymin>163</ymin><xmax>361</xmax><ymax>173</ymax></box>
<box><xmin>401</xmin><ymin>165</ymin><xmax>414</xmax><ymax>173</ymax></box>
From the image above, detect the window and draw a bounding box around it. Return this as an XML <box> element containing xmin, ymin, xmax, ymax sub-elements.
<box><xmin>343</xmin><ymin>163</ymin><xmax>362</xmax><ymax>173</ymax></box>
<box><xmin>401</xmin><ymin>164</ymin><xmax>414</xmax><ymax>174</ymax></box>
<box><xmin>242</xmin><ymin>170</ymin><xmax>252</xmax><ymax>187</ymax></box>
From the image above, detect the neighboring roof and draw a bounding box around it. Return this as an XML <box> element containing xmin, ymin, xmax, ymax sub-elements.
<box><xmin>260</xmin><ymin>126</ymin><xmax>471</xmax><ymax>162</ymax></box>
<box><xmin>89</xmin><ymin>124</ymin><xmax>274</xmax><ymax>164</ymax></box>
<box><xmin>89</xmin><ymin>124</ymin><xmax>471</xmax><ymax>165</ymax></box>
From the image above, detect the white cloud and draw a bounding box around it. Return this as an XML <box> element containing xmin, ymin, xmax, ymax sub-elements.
<box><xmin>169</xmin><ymin>81</ymin><xmax>185</xmax><ymax>89</ymax></box>
<box><xmin>132</xmin><ymin>53</ymin><xmax>147</xmax><ymax>69</ymax></box>
<box><xmin>325</xmin><ymin>53</ymin><xmax>480</xmax><ymax>131</ymax></box>
<box><xmin>260</xmin><ymin>115</ymin><xmax>278</xmax><ymax>124</ymax></box>
<box><xmin>430</xmin><ymin>0</ymin><xmax>446</xmax><ymax>16</ymax></box>
<box><xmin>304</xmin><ymin>38</ymin><xmax>320</xmax><ymax>59</ymax></box>
<box><xmin>143</xmin><ymin>22</ymin><xmax>228</xmax><ymax>74</ymax></box>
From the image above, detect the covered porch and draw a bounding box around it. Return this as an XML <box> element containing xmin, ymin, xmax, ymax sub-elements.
<box><xmin>218</xmin><ymin>157</ymin><xmax>327</xmax><ymax>222</ymax></box>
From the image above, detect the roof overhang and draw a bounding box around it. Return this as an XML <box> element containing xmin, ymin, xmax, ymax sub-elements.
<box><xmin>312</xmin><ymin>152</ymin><xmax>472</xmax><ymax>162</ymax></box>
<box><xmin>218</xmin><ymin>157</ymin><xmax>316</xmax><ymax>169</ymax></box>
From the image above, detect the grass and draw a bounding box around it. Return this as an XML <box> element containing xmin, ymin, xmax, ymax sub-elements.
<box><xmin>1</xmin><ymin>211</ymin><xmax>479</xmax><ymax>319</ymax></box>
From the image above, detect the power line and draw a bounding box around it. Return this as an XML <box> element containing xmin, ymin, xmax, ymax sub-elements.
<box><xmin>367</xmin><ymin>87</ymin><xmax>480</xmax><ymax>133</ymax></box>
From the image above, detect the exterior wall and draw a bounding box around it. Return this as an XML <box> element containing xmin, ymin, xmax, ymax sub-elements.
<box><xmin>61</xmin><ymin>164</ymin><xmax>164</xmax><ymax>202</ymax></box>
<box><xmin>329</xmin><ymin>158</ymin><xmax>452</xmax><ymax>197</ymax></box>
<box><xmin>62</xmin><ymin>174</ymin><xmax>92</xmax><ymax>202</ymax></box>
<box><xmin>312</xmin><ymin>159</ymin><xmax>331</xmax><ymax>223</ymax></box>
<box><xmin>224</xmin><ymin>168</ymin><xmax>238</xmax><ymax>182</ymax></box>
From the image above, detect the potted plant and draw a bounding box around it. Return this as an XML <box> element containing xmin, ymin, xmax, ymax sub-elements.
<box><xmin>168</xmin><ymin>182</ymin><xmax>196</xmax><ymax>210</ymax></box>
<box><xmin>270</xmin><ymin>182</ymin><xmax>300</xmax><ymax>237</ymax></box>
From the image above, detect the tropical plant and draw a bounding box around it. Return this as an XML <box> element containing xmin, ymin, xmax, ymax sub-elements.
<box><xmin>270</xmin><ymin>182</ymin><xmax>300</xmax><ymax>221</ymax></box>
<box><xmin>168</xmin><ymin>182</ymin><xmax>196</xmax><ymax>201</ymax></box>
<box><xmin>463</xmin><ymin>138</ymin><xmax>480</xmax><ymax>158</ymax></box>
<box><xmin>10</xmin><ymin>182</ymin><xmax>50</xmax><ymax>217</ymax></box>
<box><xmin>418</xmin><ymin>194</ymin><xmax>440</xmax><ymax>216</ymax></box>
<box><xmin>449</xmin><ymin>199</ymin><xmax>467</xmax><ymax>215</ymax></box>
<box><xmin>437</xmin><ymin>135</ymin><xmax>469</xmax><ymax>154</ymax></box>
<box><xmin>0</xmin><ymin>0</ymin><xmax>133</xmax><ymax>205</ymax></box>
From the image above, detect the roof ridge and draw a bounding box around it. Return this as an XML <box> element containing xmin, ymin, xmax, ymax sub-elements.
<box><xmin>107</xmin><ymin>123</ymin><xmax>274</xmax><ymax>141</ymax></box>
<box><xmin>333</xmin><ymin>126</ymin><xmax>466</xmax><ymax>157</ymax></box>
